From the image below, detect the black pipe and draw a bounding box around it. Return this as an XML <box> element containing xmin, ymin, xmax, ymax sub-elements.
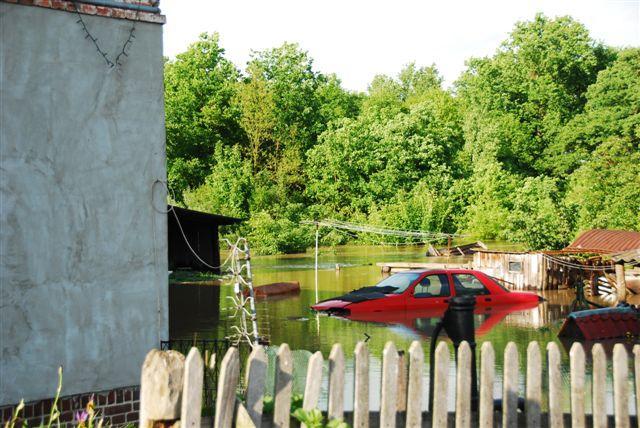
<box><xmin>76</xmin><ymin>0</ymin><xmax>161</xmax><ymax>14</ymax></box>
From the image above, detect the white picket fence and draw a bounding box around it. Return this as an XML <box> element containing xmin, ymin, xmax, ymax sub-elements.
<box><xmin>139</xmin><ymin>341</ymin><xmax>640</xmax><ymax>428</ymax></box>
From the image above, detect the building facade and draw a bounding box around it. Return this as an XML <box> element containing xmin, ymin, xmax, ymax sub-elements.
<box><xmin>0</xmin><ymin>0</ymin><xmax>167</xmax><ymax>419</ymax></box>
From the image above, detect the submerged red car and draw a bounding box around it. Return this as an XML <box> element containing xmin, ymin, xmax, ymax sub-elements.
<box><xmin>311</xmin><ymin>269</ymin><xmax>542</xmax><ymax>316</ymax></box>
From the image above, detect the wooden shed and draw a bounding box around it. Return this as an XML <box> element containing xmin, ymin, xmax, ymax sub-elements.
<box><xmin>168</xmin><ymin>206</ymin><xmax>242</xmax><ymax>274</ymax></box>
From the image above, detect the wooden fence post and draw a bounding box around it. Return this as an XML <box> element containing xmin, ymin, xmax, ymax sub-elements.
<box><xmin>479</xmin><ymin>342</ymin><xmax>494</xmax><ymax>428</ymax></box>
<box><xmin>353</xmin><ymin>342</ymin><xmax>370</xmax><ymax>428</ymax></box>
<box><xmin>215</xmin><ymin>347</ymin><xmax>240</xmax><ymax>428</ymax></box>
<box><xmin>613</xmin><ymin>344</ymin><xmax>630</xmax><ymax>428</ymax></box>
<box><xmin>634</xmin><ymin>345</ymin><xmax>640</xmax><ymax>428</ymax></box>
<box><xmin>243</xmin><ymin>346</ymin><xmax>268</xmax><ymax>428</ymax></box>
<box><xmin>328</xmin><ymin>344</ymin><xmax>345</xmax><ymax>422</ymax></box>
<box><xmin>547</xmin><ymin>342</ymin><xmax>563</xmax><ymax>428</ymax></box>
<box><xmin>181</xmin><ymin>347</ymin><xmax>204</xmax><ymax>428</ymax></box>
<box><xmin>302</xmin><ymin>351</ymin><xmax>324</xmax><ymax>428</ymax></box>
<box><xmin>455</xmin><ymin>341</ymin><xmax>472</xmax><ymax>428</ymax></box>
<box><xmin>591</xmin><ymin>344</ymin><xmax>607</xmax><ymax>428</ymax></box>
<box><xmin>381</xmin><ymin>341</ymin><xmax>399</xmax><ymax>428</ymax></box>
<box><xmin>569</xmin><ymin>343</ymin><xmax>585</xmax><ymax>428</ymax></box>
<box><xmin>525</xmin><ymin>341</ymin><xmax>541</xmax><ymax>428</ymax></box>
<box><xmin>406</xmin><ymin>341</ymin><xmax>423</xmax><ymax>428</ymax></box>
<box><xmin>502</xmin><ymin>342</ymin><xmax>519</xmax><ymax>428</ymax></box>
<box><xmin>432</xmin><ymin>341</ymin><xmax>449</xmax><ymax>428</ymax></box>
<box><xmin>274</xmin><ymin>344</ymin><xmax>293</xmax><ymax>428</ymax></box>
<box><xmin>139</xmin><ymin>349</ymin><xmax>185</xmax><ymax>428</ymax></box>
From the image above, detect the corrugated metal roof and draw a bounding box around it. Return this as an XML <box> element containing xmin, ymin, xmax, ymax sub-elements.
<box><xmin>610</xmin><ymin>248</ymin><xmax>640</xmax><ymax>264</ymax></box>
<box><xmin>564</xmin><ymin>229</ymin><xmax>640</xmax><ymax>254</ymax></box>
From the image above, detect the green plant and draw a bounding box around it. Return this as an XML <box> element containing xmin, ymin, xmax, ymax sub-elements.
<box><xmin>292</xmin><ymin>408</ymin><xmax>349</xmax><ymax>428</ymax></box>
<box><xmin>3</xmin><ymin>368</ymin><xmax>106</xmax><ymax>428</ymax></box>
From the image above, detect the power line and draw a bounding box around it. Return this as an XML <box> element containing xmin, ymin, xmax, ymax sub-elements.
<box><xmin>301</xmin><ymin>219</ymin><xmax>464</xmax><ymax>241</ymax></box>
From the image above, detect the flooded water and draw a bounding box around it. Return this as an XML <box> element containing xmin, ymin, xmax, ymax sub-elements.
<box><xmin>170</xmin><ymin>245</ymin><xmax>638</xmax><ymax>414</ymax></box>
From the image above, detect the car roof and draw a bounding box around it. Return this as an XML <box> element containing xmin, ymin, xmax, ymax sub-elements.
<box><xmin>396</xmin><ymin>268</ymin><xmax>480</xmax><ymax>274</ymax></box>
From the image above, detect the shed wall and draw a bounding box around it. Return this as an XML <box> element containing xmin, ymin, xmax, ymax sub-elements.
<box><xmin>0</xmin><ymin>4</ymin><xmax>167</xmax><ymax>404</ymax></box>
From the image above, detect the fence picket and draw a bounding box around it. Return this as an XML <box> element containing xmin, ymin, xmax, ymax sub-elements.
<box><xmin>181</xmin><ymin>347</ymin><xmax>204</xmax><ymax>428</ymax></box>
<box><xmin>455</xmin><ymin>341</ymin><xmax>472</xmax><ymax>428</ymax></box>
<box><xmin>526</xmin><ymin>341</ymin><xmax>541</xmax><ymax>428</ymax></box>
<box><xmin>570</xmin><ymin>343</ymin><xmax>586</xmax><ymax>428</ymax></box>
<box><xmin>328</xmin><ymin>343</ymin><xmax>345</xmax><ymax>422</ymax></box>
<box><xmin>432</xmin><ymin>341</ymin><xmax>449</xmax><ymax>428</ymax></box>
<box><xmin>214</xmin><ymin>347</ymin><xmax>240</xmax><ymax>428</ymax></box>
<box><xmin>354</xmin><ymin>342</ymin><xmax>370</xmax><ymax>428</ymax></box>
<box><xmin>503</xmin><ymin>342</ymin><xmax>519</xmax><ymax>428</ymax></box>
<box><xmin>547</xmin><ymin>342</ymin><xmax>563</xmax><ymax>428</ymax></box>
<box><xmin>244</xmin><ymin>346</ymin><xmax>268</xmax><ymax>428</ymax></box>
<box><xmin>273</xmin><ymin>344</ymin><xmax>293</xmax><ymax>428</ymax></box>
<box><xmin>139</xmin><ymin>349</ymin><xmax>185</xmax><ymax>427</ymax></box>
<box><xmin>479</xmin><ymin>342</ymin><xmax>495</xmax><ymax>428</ymax></box>
<box><xmin>397</xmin><ymin>350</ymin><xmax>408</xmax><ymax>413</ymax></box>
<box><xmin>591</xmin><ymin>344</ymin><xmax>607</xmax><ymax>428</ymax></box>
<box><xmin>302</xmin><ymin>351</ymin><xmax>324</xmax><ymax>428</ymax></box>
<box><xmin>634</xmin><ymin>345</ymin><xmax>639</xmax><ymax>428</ymax></box>
<box><xmin>406</xmin><ymin>341</ymin><xmax>423</xmax><ymax>428</ymax></box>
<box><xmin>381</xmin><ymin>341</ymin><xmax>399</xmax><ymax>428</ymax></box>
<box><xmin>613</xmin><ymin>344</ymin><xmax>630</xmax><ymax>428</ymax></box>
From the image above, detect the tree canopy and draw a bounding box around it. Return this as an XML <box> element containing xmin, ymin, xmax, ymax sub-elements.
<box><xmin>164</xmin><ymin>18</ymin><xmax>639</xmax><ymax>254</ymax></box>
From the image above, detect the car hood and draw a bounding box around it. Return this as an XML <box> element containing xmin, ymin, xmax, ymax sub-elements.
<box><xmin>312</xmin><ymin>299</ymin><xmax>352</xmax><ymax>311</ymax></box>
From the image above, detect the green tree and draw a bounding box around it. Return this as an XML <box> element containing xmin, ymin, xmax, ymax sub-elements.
<box><xmin>457</xmin><ymin>14</ymin><xmax>615</xmax><ymax>177</ymax></box>
<box><xmin>164</xmin><ymin>33</ymin><xmax>243</xmax><ymax>197</ymax></box>
<box><xmin>566</xmin><ymin>138</ymin><xmax>640</xmax><ymax>231</ymax></box>
<box><xmin>183</xmin><ymin>145</ymin><xmax>252</xmax><ymax>219</ymax></box>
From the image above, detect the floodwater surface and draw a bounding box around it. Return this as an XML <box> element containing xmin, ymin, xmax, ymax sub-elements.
<box><xmin>171</xmin><ymin>245</ymin><xmax>638</xmax><ymax>414</ymax></box>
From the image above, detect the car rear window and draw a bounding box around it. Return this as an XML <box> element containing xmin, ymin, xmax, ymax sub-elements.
<box><xmin>452</xmin><ymin>273</ymin><xmax>490</xmax><ymax>296</ymax></box>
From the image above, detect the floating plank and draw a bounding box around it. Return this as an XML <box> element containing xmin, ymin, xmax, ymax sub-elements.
<box><xmin>591</xmin><ymin>344</ymin><xmax>606</xmax><ymax>428</ymax></box>
<box><xmin>502</xmin><ymin>342</ymin><xmax>518</xmax><ymax>428</ymax></box>
<box><xmin>455</xmin><ymin>341</ymin><xmax>472</xmax><ymax>428</ymax></box>
<box><xmin>479</xmin><ymin>342</ymin><xmax>494</xmax><ymax>428</ymax></box>
<box><xmin>547</xmin><ymin>342</ymin><xmax>563</xmax><ymax>428</ymax></box>
<box><xmin>215</xmin><ymin>347</ymin><xmax>240</xmax><ymax>428</ymax></box>
<box><xmin>377</xmin><ymin>262</ymin><xmax>471</xmax><ymax>273</ymax></box>
<box><xmin>244</xmin><ymin>346</ymin><xmax>268</xmax><ymax>428</ymax></box>
<box><xmin>181</xmin><ymin>347</ymin><xmax>204</xmax><ymax>428</ymax></box>
<box><xmin>302</xmin><ymin>351</ymin><xmax>324</xmax><ymax>428</ymax></box>
<box><xmin>569</xmin><ymin>343</ymin><xmax>585</xmax><ymax>428</ymax></box>
<box><xmin>381</xmin><ymin>341</ymin><xmax>399</xmax><ymax>428</ymax></box>
<box><xmin>613</xmin><ymin>344</ymin><xmax>630</xmax><ymax>428</ymax></box>
<box><xmin>328</xmin><ymin>344</ymin><xmax>345</xmax><ymax>422</ymax></box>
<box><xmin>432</xmin><ymin>341</ymin><xmax>449</xmax><ymax>428</ymax></box>
<box><xmin>525</xmin><ymin>342</ymin><xmax>541</xmax><ymax>428</ymax></box>
<box><xmin>273</xmin><ymin>344</ymin><xmax>293</xmax><ymax>428</ymax></box>
<box><xmin>353</xmin><ymin>342</ymin><xmax>370</xmax><ymax>428</ymax></box>
<box><xmin>406</xmin><ymin>341</ymin><xmax>423</xmax><ymax>428</ymax></box>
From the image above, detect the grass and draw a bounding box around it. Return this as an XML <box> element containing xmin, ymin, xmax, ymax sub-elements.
<box><xmin>169</xmin><ymin>270</ymin><xmax>223</xmax><ymax>284</ymax></box>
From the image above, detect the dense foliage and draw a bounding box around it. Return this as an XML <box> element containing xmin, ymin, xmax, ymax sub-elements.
<box><xmin>164</xmin><ymin>15</ymin><xmax>639</xmax><ymax>254</ymax></box>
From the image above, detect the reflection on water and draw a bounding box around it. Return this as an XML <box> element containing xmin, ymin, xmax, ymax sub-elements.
<box><xmin>170</xmin><ymin>245</ymin><xmax>637</xmax><ymax>414</ymax></box>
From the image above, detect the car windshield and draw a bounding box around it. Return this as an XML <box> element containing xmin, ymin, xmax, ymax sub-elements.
<box><xmin>373</xmin><ymin>272</ymin><xmax>421</xmax><ymax>294</ymax></box>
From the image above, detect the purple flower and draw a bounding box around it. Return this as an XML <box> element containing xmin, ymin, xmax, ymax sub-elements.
<box><xmin>75</xmin><ymin>410</ymin><xmax>88</xmax><ymax>423</ymax></box>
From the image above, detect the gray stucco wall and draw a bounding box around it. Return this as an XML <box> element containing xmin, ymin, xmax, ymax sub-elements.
<box><xmin>0</xmin><ymin>3</ymin><xmax>168</xmax><ymax>404</ymax></box>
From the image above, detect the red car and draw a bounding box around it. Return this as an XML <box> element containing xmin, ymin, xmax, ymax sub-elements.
<box><xmin>311</xmin><ymin>269</ymin><xmax>542</xmax><ymax>316</ymax></box>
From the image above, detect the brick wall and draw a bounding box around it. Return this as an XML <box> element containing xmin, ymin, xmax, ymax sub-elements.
<box><xmin>0</xmin><ymin>0</ymin><xmax>166</xmax><ymax>23</ymax></box>
<box><xmin>0</xmin><ymin>385</ymin><xmax>140</xmax><ymax>427</ymax></box>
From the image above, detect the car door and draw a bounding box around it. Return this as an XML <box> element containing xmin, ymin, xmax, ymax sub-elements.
<box><xmin>451</xmin><ymin>272</ymin><xmax>492</xmax><ymax>306</ymax></box>
<box><xmin>406</xmin><ymin>273</ymin><xmax>451</xmax><ymax>312</ymax></box>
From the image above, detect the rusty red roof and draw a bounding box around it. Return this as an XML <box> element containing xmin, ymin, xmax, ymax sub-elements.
<box><xmin>564</xmin><ymin>229</ymin><xmax>640</xmax><ymax>254</ymax></box>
